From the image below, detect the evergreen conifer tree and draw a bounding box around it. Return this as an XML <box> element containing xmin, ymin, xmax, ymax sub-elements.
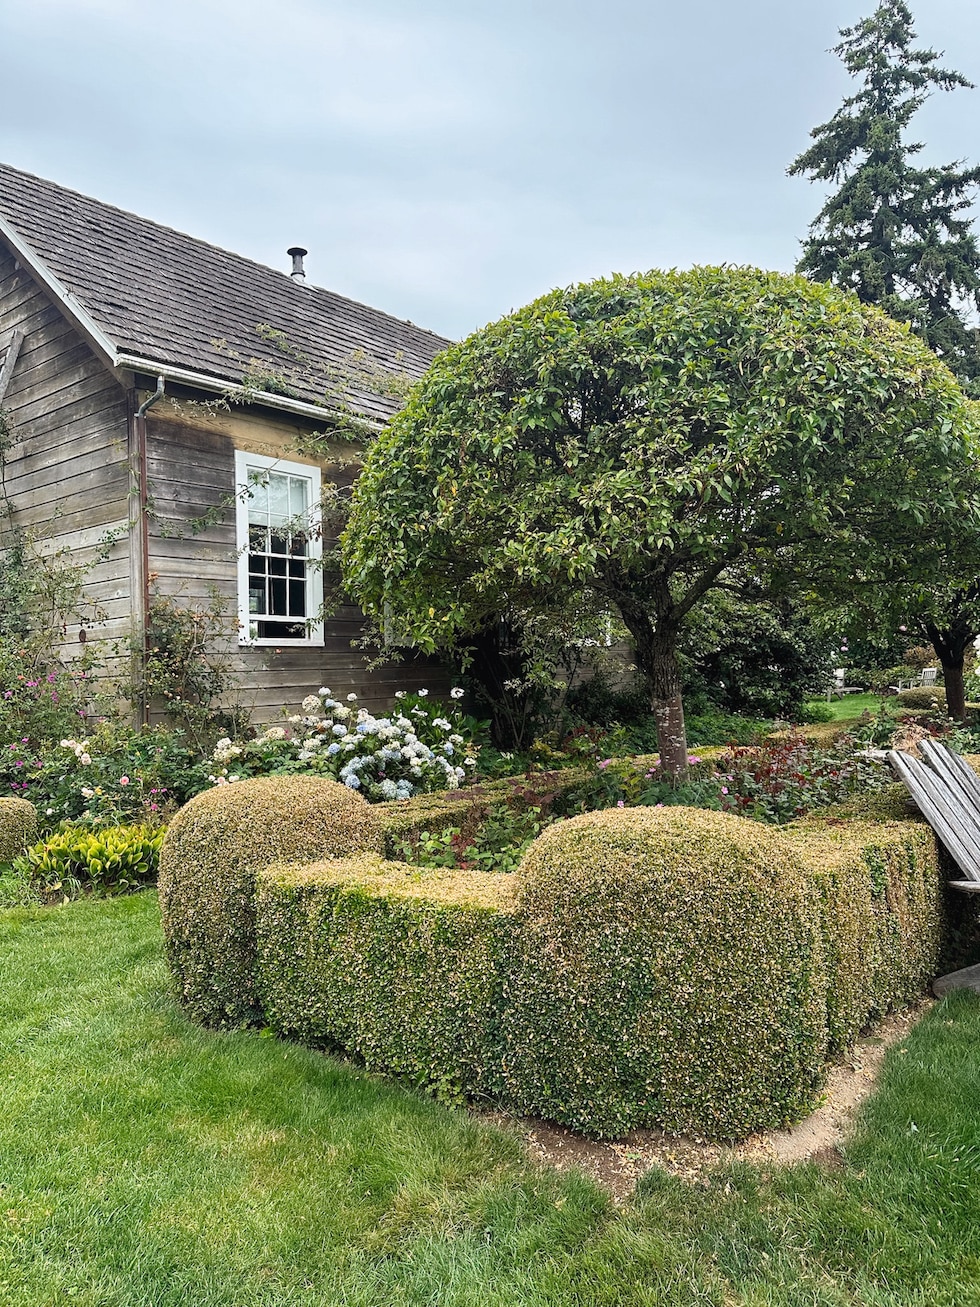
<box><xmin>790</xmin><ymin>1</ymin><xmax>980</xmax><ymax>394</ymax></box>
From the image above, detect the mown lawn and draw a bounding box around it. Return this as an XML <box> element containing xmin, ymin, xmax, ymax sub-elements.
<box><xmin>806</xmin><ymin>692</ymin><xmax>891</xmax><ymax>721</ymax></box>
<box><xmin>3</xmin><ymin>893</ymin><xmax>980</xmax><ymax>1305</ymax></box>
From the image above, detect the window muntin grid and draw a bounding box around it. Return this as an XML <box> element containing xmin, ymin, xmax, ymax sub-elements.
<box><xmin>235</xmin><ymin>452</ymin><xmax>323</xmax><ymax>645</ymax></box>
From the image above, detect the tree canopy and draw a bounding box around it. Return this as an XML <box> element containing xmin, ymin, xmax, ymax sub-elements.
<box><xmin>789</xmin><ymin>0</ymin><xmax>980</xmax><ymax>394</ymax></box>
<box><xmin>342</xmin><ymin>267</ymin><xmax>978</xmax><ymax>774</ymax></box>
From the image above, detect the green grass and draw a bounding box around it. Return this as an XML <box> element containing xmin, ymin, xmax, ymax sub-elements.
<box><xmin>807</xmin><ymin>692</ymin><xmax>892</xmax><ymax>721</ymax></box>
<box><xmin>4</xmin><ymin>893</ymin><xmax>980</xmax><ymax>1304</ymax></box>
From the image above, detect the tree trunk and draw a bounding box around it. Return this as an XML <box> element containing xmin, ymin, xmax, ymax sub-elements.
<box><xmin>923</xmin><ymin>620</ymin><xmax>974</xmax><ymax>724</ymax></box>
<box><xmin>943</xmin><ymin>658</ymin><xmax>967</xmax><ymax>723</ymax></box>
<box><xmin>617</xmin><ymin>593</ymin><xmax>688</xmax><ymax>780</ymax></box>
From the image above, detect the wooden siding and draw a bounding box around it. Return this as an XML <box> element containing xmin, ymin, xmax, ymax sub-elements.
<box><xmin>0</xmin><ymin>250</ymin><xmax>132</xmax><ymax>667</ymax></box>
<box><xmin>143</xmin><ymin>413</ymin><xmax>452</xmax><ymax>722</ymax></box>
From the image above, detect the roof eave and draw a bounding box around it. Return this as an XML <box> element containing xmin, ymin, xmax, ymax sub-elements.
<box><xmin>114</xmin><ymin>354</ymin><xmax>385</xmax><ymax>430</ymax></box>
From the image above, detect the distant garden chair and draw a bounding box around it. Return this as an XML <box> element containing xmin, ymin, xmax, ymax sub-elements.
<box><xmin>827</xmin><ymin>669</ymin><xmax>862</xmax><ymax>700</ymax></box>
<box><xmin>889</xmin><ymin>667</ymin><xmax>939</xmax><ymax>693</ymax></box>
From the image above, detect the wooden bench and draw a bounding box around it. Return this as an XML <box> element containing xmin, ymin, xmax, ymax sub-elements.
<box><xmin>887</xmin><ymin>739</ymin><xmax>980</xmax><ymax>892</ymax></box>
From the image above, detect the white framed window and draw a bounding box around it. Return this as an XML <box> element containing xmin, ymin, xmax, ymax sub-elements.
<box><xmin>234</xmin><ymin>450</ymin><xmax>323</xmax><ymax>646</ymax></box>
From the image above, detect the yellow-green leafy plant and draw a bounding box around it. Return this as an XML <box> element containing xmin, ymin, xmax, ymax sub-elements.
<box><xmin>159</xmin><ymin>776</ymin><xmax>383</xmax><ymax>1027</ymax></box>
<box><xmin>13</xmin><ymin>823</ymin><xmax>164</xmax><ymax>896</ymax></box>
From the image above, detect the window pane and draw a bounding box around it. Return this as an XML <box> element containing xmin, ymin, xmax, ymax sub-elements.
<box><xmin>267</xmin><ymin>472</ymin><xmax>290</xmax><ymax>526</ymax></box>
<box><xmin>288</xmin><ymin>579</ymin><xmax>306</xmax><ymax>615</ymax></box>
<box><xmin>269</xmin><ymin>577</ymin><xmax>288</xmax><ymax>615</ymax></box>
<box><xmin>289</xmin><ymin>477</ymin><xmax>309</xmax><ymax>519</ymax></box>
<box><xmin>246</xmin><ymin>472</ymin><xmax>269</xmax><ymax>526</ymax></box>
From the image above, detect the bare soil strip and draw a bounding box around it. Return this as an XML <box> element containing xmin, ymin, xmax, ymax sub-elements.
<box><xmin>483</xmin><ymin>1001</ymin><xmax>932</xmax><ymax>1203</ymax></box>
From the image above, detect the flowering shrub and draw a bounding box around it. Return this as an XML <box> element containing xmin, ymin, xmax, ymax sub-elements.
<box><xmin>3</xmin><ymin>724</ymin><xmax>212</xmax><ymax>831</ymax></box>
<box><xmin>0</xmin><ymin>649</ymin><xmax>94</xmax><ymax>750</ymax></box>
<box><xmin>209</xmin><ymin>688</ymin><xmax>479</xmax><ymax>801</ymax></box>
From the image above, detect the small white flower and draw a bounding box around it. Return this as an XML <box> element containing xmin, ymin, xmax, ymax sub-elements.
<box><xmin>301</xmin><ymin>695</ymin><xmax>321</xmax><ymax>713</ymax></box>
<box><xmin>395</xmin><ymin>690</ymin><xmax>406</xmax><ymax>699</ymax></box>
<box><xmin>319</xmin><ymin>686</ymin><xmax>331</xmax><ymax>696</ymax></box>
<box><xmin>347</xmin><ymin>692</ymin><xmax>358</xmax><ymax>701</ymax></box>
<box><xmin>417</xmin><ymin>688</ymin><xmax>429</xmax><ymax>697</ymax></box>
<box><xmin>450</xmin><ymin>687</ymin><xmax>464</xmax><ymax>699</ymax></box>
<box><xmin>80</xmin><ymin>753</ymin><xmax>91</xmax><ymax>765</ymax></box>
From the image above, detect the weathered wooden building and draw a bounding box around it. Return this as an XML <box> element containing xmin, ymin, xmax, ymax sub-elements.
<box><xmin>0</xmin><ymin>162</ymin><xmax>453</xmax><ymax>720</ymax></box>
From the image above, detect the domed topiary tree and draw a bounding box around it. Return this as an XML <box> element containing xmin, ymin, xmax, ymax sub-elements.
<box><xmin>158</xmin><ymin>776</ymin><xmax>383</xmax><ymax>1027</ymax></box>
<box><xmin>343</xmin><ymin>267</ymin><xmax>979</xmax><ymax>776</ymax></box>
<box><xmin>501</xmin><ymin>805</ymin><xmax>828</xmax><ymax>1140</ymax></box>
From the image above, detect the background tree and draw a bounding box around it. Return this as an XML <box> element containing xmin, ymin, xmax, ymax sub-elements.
<box><xmin>789</xmin><ymin>0</ymin><xmax>980</xmax><ymax>394</ymax></box>
<box><xmin>343</xmin><ymin>267</ymin><xmax>977</xmax><ymax>777</ymax></box>
<box><xmin>679</xmin><ymin>583</ymin><xmax>835</xmax><ymax>722</ymax></box>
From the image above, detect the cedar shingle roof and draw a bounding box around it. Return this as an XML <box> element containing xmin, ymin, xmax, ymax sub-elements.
<box><xmin>0</xmin><ymin>162</ymin><xmax>451</xmax><ymax>424</ymax></box>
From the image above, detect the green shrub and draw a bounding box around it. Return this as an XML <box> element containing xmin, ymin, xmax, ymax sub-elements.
<box><xmin>0</xmin><ymin>797</ymin><xmax>37</xmax><ymax>861</ymax></box>
<box><xmin>158</xmin><ymin>777</ymin><xmax>383</xmax><ymax>1027</ymax></box>
<box><xmin>783</xmin><ymin>816</ymin><xmax>944</xmax><ymax>1051</ymax></box>
<box><xmin>256</xmin><ymin>855</ymin><xmax>513</xmax><ymax>1099</ymax></box>
<box><xmin>501</xmin><ymin>807</ymin><xmax>828</xmax><ymax>1140</ymax></box>
<box><xmin>896</xmin><ymin>686</ymin><xmax>947</xmax><ymax>710</ymax></box>
<box><xmin>12</xmin><ymin>823</ymin><xmax>164</xmax><ymax>897</ymax></box>
<box><xmin>798</xmin><ymin>700</ymin><xmax>835</xmax><ymax>724</ymax></box>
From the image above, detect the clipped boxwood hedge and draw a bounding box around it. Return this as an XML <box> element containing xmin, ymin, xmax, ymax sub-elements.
<box><xmin>158</xmin><ymin>777</ymin><xmax>382</xmax><ymax>1027</ymax></box>
<box><xmin>502</xmin><ymin>807</ymin><xmax>827</xmax><ymax>1140</ymax></box>
<box><xmin>161</xmin><ymin>776</ymin><xmax>950</xmax><ymax>1140</ymax></box>
<box><xmin>256</xmin><ymin>855</ymin><xmax>514</xmax><ymax>1099</ymax></box>
<box><xmin>0</xmin><ymin>797</ymin><xmax>38</xmax><ymax>862</ymax></box>
<box><xmin>895</xmin><ymin>686</ymin><xmax>946</xmax><ymax>710</ymax></box>
<box><xmin>783</xmin><ymin>815</ymin><xmax>943</xmax><ymax>1053</ymax></box>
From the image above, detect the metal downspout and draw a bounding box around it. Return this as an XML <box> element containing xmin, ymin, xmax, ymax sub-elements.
<box><xmin>133</xmin><ymin>377</ymin><xmax>164</xmax><ymax>725</ymax></box>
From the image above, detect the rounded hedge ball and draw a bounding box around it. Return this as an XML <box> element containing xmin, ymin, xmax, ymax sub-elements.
<box><xmin>159</xmin><ymin>776</ymin><xmax>383</xmax><ymax>1028</ymax></box>
<box><xmin>0</xmin><ymin>796</ymin><xmax>39</xmax><ymax>862</ymax></box>
<box><xmin>505</xmin><ymin>805</ymin><xmax>827</xmax><ymax>1140</ymax></box>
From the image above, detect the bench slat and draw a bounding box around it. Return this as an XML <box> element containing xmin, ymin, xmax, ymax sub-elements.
<box><xmin>887</xmin><ymin>749</ymin><xmax>980</xmax><ymax>881</ymax></box>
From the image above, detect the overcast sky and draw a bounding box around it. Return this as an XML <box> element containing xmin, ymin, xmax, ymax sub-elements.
<box><xmin>2</xmin><ymin>0</ymin><xmax>979</xmax><ymax>340</ymax></box>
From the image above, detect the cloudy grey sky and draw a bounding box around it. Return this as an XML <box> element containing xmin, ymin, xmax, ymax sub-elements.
<box><xmin>1</xmin><ymin>0</ymin><xmax>979</xmax><ymax>339</ymax></box>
